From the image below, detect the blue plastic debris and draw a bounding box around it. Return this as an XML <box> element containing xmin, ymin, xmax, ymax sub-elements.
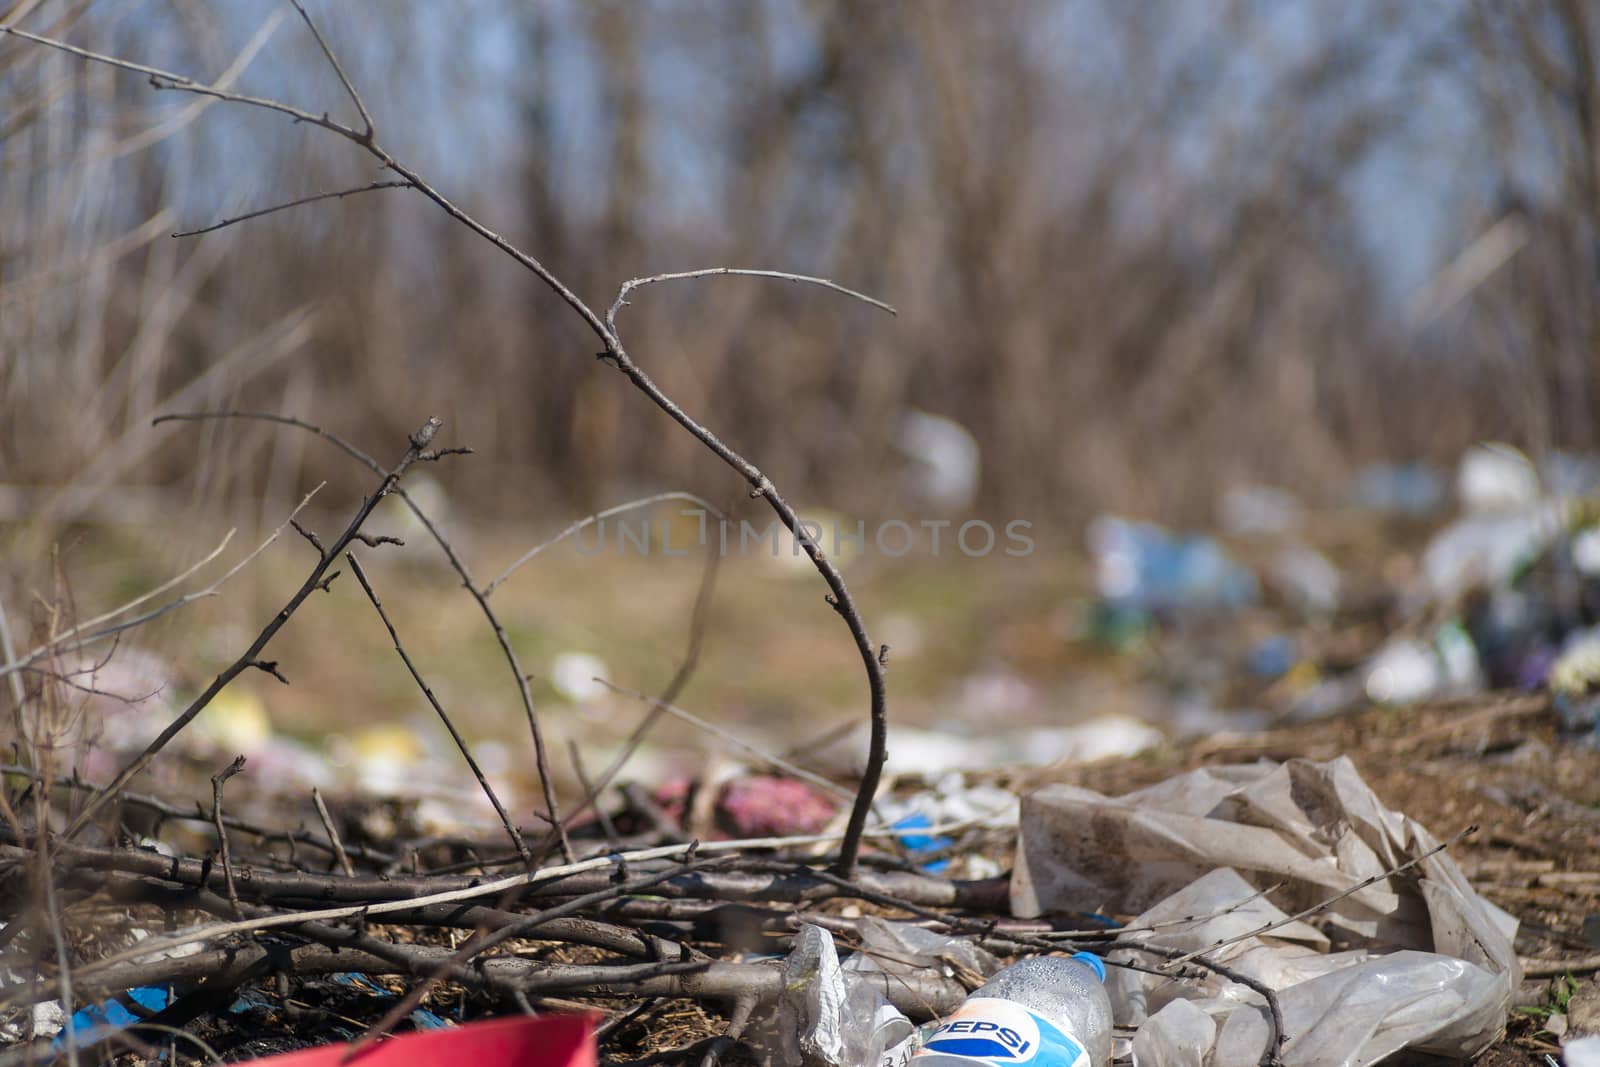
<box><xmin>408</xmin><ymin>1008</ymin><xmax>452</xmax><ymax>1030</ymax></box>
<box><xmin>51</xmin><ymin>985</ymin><xmax>169</xmax><ymax>1051</ymax></box>
<box><xmin>1088</xmin><ymin>515</ymin><xmax>1258</xmax><ymax>616</ymax></box>
<box><xmin>1351</xmin><ymin>462</ymin><xmax>1445</xmax><ymax>516</ymax></box>
<box><xmin>892</xmin><ymin>813</ymin><xmax>953</xmax><ymax>874</ymax></box>
<box><xmin>331</xmin><ymin>973</ymin><xmax>394</xmax><ymax>996</ymax></box>
<box><xmin>1249</xmin><ymin>636</ymin><xmax>1297</xmax><ymax>679</ymax></box>
<box><xmin>329</xmin><ymin>972</ymin><xmax>456</xmax><ymax>1031</ymax></box>
<box><xmin>229</xmin><ymin>988</ymin><xmax>277</xmax><ymax>1015</ymax></box>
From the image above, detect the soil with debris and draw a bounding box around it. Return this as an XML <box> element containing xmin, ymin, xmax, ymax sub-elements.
<box><xmin>1043</xmin><ymin>692</ymin><xmax>1600</xmax><ymax>1066</ymax></box>
<box><xmin>8</xmin><ymin>694</ymin><xmax>1596</xmax><ymax>1066</ymax></box>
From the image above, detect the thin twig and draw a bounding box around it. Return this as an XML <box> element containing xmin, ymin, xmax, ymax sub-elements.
<box><xmin>62</xmin><ymin>419</ymin><xmax>442</xmax><ymax>839</ymax></box>
<box><xmin>53</xmin><ymin>945</ymin><xmax>971</xmax><ymax>1023</ymax></box>
<box><xmin>599</xmin><ymin>278</ymin><xmax>891</xmax><ymax>875</ymax></box>
<box><xmin>594</xmin><ymin>998</ymin><xmax>661</xmax><ymax>1045</ymax></box>
<box><xmin>153</xmin><ymin>410</ymin><xmax>573</xmax><ymax>861</ymax></box>
<box><xmin>484</xmin><ymin>491</ymin><xmax>726</xmax><ymax>595</ymax></box>
<box><xmin>119</xmin><ymin>1023</ymin><xmax>225</xmax><ymax>1067</ymax></box>
<box><xmin>556</xmin><ymin>543</ymin><xmax>723</xmax><ymax>839</ymax></box>
<box><xmin>0</xmin><ymin>25</ymin><xmax>368</xmax><ymax>141</ymax></box>
<box><xmin>172</xmin><ymin>180</ymin><xmax>410</xmax><ymax>237</ymax></box>
<box><xmin>0</xmin><ymin>598</ymin><xmax>29</xmax><ymax>729</ymax></box>
<box><xmin>0</xmin><ymin>492</ymin><xmax>318</xmax><ymax>680</ymax></box>
<box><xmin>568</xmin><ymin>739</ymin><xmax>621</xmax><ymax>851</ymax></box>
<box><xmin>345</xmin><ymin>552</ymin><xmax>530</xmax><ymax>863</ymax></box>
<box><xmin>1521</xmin><ymin>952</ymin><xmax>1600</xmax><ymax>978</ymax></box>
<box><xmin>0</xmin><ymin>530</ymin><xmax>232</xmax><ymax>676</ymax></box>
<box><xmin>310</xmin><ymin>787</ymin><xmax>354</xmax><ymax>877</ymax></box>
<box><xmin>698</xmin><ymin>993</ymin><xmax>757</xmax><ymax>1067</ymax></box>
<box><xmin>0</xmin><ymin>764</ymin><xmax>395</xmax><ymax>865</ymax></box>
<box><xmin>209</xmin><ymin>755</ymin><xmax>248</xmax><ymax>915</ymax></box>
<box><xmin>1024</xmin><ymin>881</ymin><xmax>1288</xmax><ymax>941</ymax></box>
<box><xmin>284</xmin><ymin>0</ymin><xmax>375</xmax><ymax>139</ymax></box>
<box><xmin>595</xmin><ymin>679</ymin><xmax>855</xmax><ymax>802</ymax></box>
<box><xmin>39</xmin><ymin>868</ymin><xmax>79</xmax><ymax>1067</ymax></box>
<box><xmin>606</xmin><ymin>268</ymin><xmax>896</xmax><ymax>330</ymax></box>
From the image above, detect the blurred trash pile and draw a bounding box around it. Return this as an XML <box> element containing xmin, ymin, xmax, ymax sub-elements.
<box><xmin>1087</xmin><ymin>515</ymin><xmax>1259</xmax><ymax>623</ymax></box>
<box><xmin>1077</xmin><ymin>441</ymin><xmax>1600</xmax><ymax>748</ymax></box>
<box><xmin>764</xmin><ymin>757</ymin><xmax>1517</xmax><ymax>1066</ymax></box>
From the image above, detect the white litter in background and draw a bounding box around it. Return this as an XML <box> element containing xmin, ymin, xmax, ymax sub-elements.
<box><xmin>873</xmin><ymin>771</ymin><xmax>1020</xmax><ymax>829</ymax></box>
<box><xmin>1574</xmin><ymin>526</ymin><xmax>1600</xmax><ymax>576</ymax></box>
<box><xmin>550</xmin><ymin>651</ymin><xmax>610</xmax><ymax>704</ymax></box>
<box><xmin>1272</xmin><ymin>544</ymin><xmax>1342</xmax><ymax>618</ymax></box>
<box><xmin>894</xmin><ymin>410</ymin><xmax>980</xmax><ymax>513</ymax></box>
<box><xmin>1218</xmin><ymin>484</ymin><xmax>1304</xmax><ymax>536</ymax></box>
<box><xmin>1458</xmin><ymin>442</ymin><xmax>1540</xmax><ymax>514</ymax></box>
<box><xmin>814</xmin><ymin>717</ymin><xmax>1163</xmax><ymax>779</ymax></box>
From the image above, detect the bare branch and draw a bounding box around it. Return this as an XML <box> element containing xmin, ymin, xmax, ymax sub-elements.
<box><xmin>1124</xmin><ymin>943</ymin><xmax>1288</xmax><ymax>1067</ymax></box>
<box><xmin>606</xmin><ymin>267</ymin><xmax>897</xmax><ymax>335</ymax></box>
<box><xmin>0</xmin><ymin>764</ymin><xmax>396</xmax><ymax>866</ymax></box>
<box><xmin>153</xmin><ymin>411</ymin><xmax>379</xmax><ymax>467</ymax></box>
<box><xmin>61</xmin><ymin>421</ymin><xmax>441</xmax><ymax>839</ymax></box>
<box><xmin>343</xmin><ymin>856</ymin><xmax>719</xmax><ymax>1056</ymax></box>
<box><xmin>345</xmin><ymin>551</ymin><xmax>531</xmax><ymax>863</ymax></box>
<box><xmin>568</xmin><ymin>739</ymin><xmax>621</xmax><ymax>850</ymax></box>
<box><xmin>0</xmin><ymin>492</ymin><xmax>318</xmax><ymax>680</ymax></box>
<box><xmin>484</xmin><ymin>491</ymin><xmax>726</xmax><ymax>595</ymax></box>
<box><xmin>172</xmin><ymin>180</ymin><xmax>411</xmax><ymax>238</ymax></box>
<box><xmin>0</xmin><ymin>25</ymin><xmax>365</xmax><ymax>141</ymax></box>
<box><xmin>209</xmin><ymin>755</ymin><xmax>248</xmax><ymax>914</ymax></box>
<box><xmin>285</xmin><ymin>0</ymin><xmax>375</xmax><ymax>140</ymax></box>
<box><xmin>595</xmin><ymin>679</ymin><xmax>856</xmax><ymax>804</ymax></box>
<box><xmin>310</xmin><ymin>787</ymin><xmax>355</xmax><ymax>877</ymax></box>
<box><xmin>0</xmin><ymin>598</ymin><xmax>31</xmax><ymax>719</ymax></box>
<box><xmin>152</xmin><ymin>410</ymin><xmax>572</xmax><ymax>861</ymax></box>
<box><xmin>247</xmin><ymin>659</ymin><xmax>288</xmax><ymax>685</ymax></box>
<box><xmin>40</xmin><ymin>859</ymin><xmax>80</xmax><ymax>1067</ymax></box>
<box><xmin>59</xmin><ymin>943</ymin><xmax>971</xmax><ymax>1023</ymax></box>
<box><xmin>554</xmin><ymin>538</ymin><xmax>722</xmax><ymax>838</ymax></box>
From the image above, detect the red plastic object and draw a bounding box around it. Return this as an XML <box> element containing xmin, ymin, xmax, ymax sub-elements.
<box><xmin>250</xmin><ymin>1013</ymin><xmax>598</xmax><ymax>1067</ymax></box>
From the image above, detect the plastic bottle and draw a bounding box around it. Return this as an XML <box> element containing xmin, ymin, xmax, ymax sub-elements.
<box><xmin>911</xmin><ymin>953</ymin><xmax>1112</xmax><ymax>1066</ymax></box>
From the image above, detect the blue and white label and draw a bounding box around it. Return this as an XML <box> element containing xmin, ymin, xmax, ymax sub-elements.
<box><xmin>912</xmin><ymin>998</ymin><xmax>1089</xmax><ymax>1066</ymax></box>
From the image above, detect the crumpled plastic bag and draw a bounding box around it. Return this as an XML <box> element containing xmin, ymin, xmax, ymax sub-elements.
<box><xmin>773</xmin><ymin>920</ymin><xmax>1000</xmax><ymax>1066</ymax></box>
<box><xmin>1011</xmin><ymin>757</ymin><xmax>1520</xmax><ymax>1066</ymax></box>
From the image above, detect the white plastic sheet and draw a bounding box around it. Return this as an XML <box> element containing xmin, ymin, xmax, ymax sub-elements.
<box><xmin>1011</xmin><ymin>757</ymin><xmax>1520</xmax><ymax>1065</ymax></box>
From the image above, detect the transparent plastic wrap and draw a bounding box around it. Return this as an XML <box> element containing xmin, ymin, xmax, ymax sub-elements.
<box><xmin>772</xmin><ymin>922</ymin><xmax>999</xmax><ymax>1067</ymax></box>
<box><xmin>1012</xmin><ymin>757</ymin><xmax>1520</xmax><ymax>1066</ymax></box>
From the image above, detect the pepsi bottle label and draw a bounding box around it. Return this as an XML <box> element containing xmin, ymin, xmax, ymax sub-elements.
<box><xmin>911</xmin><ymin>997</ymin><xmax>1090</xmax><ymax>1066</ymax></box>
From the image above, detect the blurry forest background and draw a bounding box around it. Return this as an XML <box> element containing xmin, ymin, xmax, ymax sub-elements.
<box><xmin>7</xmin><ymin>0</ymin><xmax>1600</xmax><ymax>783</ymax></box>
<box><xmin>7</xmin><ymin>0</ymin><xmax>1600</xmax><ymax>527</ymax></box>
